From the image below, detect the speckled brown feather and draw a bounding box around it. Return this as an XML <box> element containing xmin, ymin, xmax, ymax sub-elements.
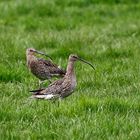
<box><xmin>30</xmin><ymin>77</ymin><xmax>75</xmax><ymax>100</ymax></box>
<box><xmin>38</xmin><ymin>58</ymin><xmax>66</xmax><ymax>77</ymax></box>
<box><xmin>26</xmin><ymin>49</ymin><xmax>66</xmax><ymax>81</ymax></box>
<box><xmin>29</xmin><ymin>58</ymin><xmax>66</xmax><ymax>80</ymax></box>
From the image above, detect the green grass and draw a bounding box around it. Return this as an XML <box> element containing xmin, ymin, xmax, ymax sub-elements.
<box><xmin>1</xmin><ymin>0</ymin><xmax>140</xmax><ymax>139</ymax></box>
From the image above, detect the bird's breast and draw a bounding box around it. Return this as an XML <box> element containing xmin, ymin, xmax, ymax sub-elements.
<box><xmin>70</xmin><ymin>75</ymin><xmax>77</xmax><ymax>90</ymax></box>
<box><xmin>30</xmin><ymin>61</ymin><xmax>49</xmax><ymax>80</ymax></box>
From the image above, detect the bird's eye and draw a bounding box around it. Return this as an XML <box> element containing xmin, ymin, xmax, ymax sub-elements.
<box><xmin>73</xmin><ymin>56</ymin><xmax>78</xmax><ymax>58</ymax></box>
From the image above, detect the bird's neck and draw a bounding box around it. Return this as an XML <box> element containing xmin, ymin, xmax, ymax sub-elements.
<box><xmin>66</xmin><ymin>61</ymin><xmax>75</xmax><ymax>77</ymax></box>
<box><xmin>27</xmin><ymin>54</ymin><xmax>37</xmax><ymax>68</ymax></box>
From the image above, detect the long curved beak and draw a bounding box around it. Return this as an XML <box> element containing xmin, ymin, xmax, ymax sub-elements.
<box><xmin>77</xmin><ymin>57</ymin><xmax>95</xmax><ymax>70</ymax></box>
<box><xmin>34</xmin><ymin>50</ymin><xmax>52</xmax><ymax>60</ymax></box>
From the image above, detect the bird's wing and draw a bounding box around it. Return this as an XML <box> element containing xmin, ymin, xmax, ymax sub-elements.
<box><xmin>38</xmin><ymin>58</ymin><xmax>58</xmax><ymax>67</ymax></box>
<box><xmin>38</xmin><ymin>58</ymin><xmax>66</xmax><ymax>75</ymax></box>
<box><xmin>48</xmin><ymin>78</ymin><xmax>64</xmax><ymax>87</ymax></box>
<box><xmin>47</xmin><ymin>78</ymin><xmax>72</xmax><ymax>96</ymax></box>
<box><xmin>30</xmin><ymin>78</ymin><xmax>65</xmax><ymax>95</ymax></box>
<box><xmin>30</xmin><ymin>77</ymin><xmax>73</xmax><ymax>99</ymax></box>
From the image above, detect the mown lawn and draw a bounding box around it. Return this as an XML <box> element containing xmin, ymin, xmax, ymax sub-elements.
<box><xmin>1</xmin><ymin>0</ymin><xmax>140</xmax><ymax>139</ymax></box>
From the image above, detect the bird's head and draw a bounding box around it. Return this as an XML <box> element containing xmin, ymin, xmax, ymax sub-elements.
<box><xmin>26</xmin><ymin>48</ymin><xmax>36</xmax><ymax>55</ymax></box>
<box><xmin>26</xmin><ymin>48</ymin><xmax>52</xmax><ymax>60</ymax></box>
<box><xmin>69</xmin><ymin>54</ymin><xmax>95</xmax><ymax>69</ymax></box>
<box><xmin>69</xmin><ymin>54</ymin><xmax>79</xmax><ymax>62</ymax></box>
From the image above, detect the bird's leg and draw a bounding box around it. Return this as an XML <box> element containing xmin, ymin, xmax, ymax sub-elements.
<box><xmin>57</xmin><ymin>97</ymin><xmax>62</xmax><ymax>107</ymax></box>
<box><xmin>48</xmin><ymin>79</ymin><xmax>52</xmax><ymax>84</ymax></box>
<box><xmin>52</xmin><ymin>97</ymin><xmax>61</xmax><ymax>107</ymax></box>
<box><xmin>57</xmin><ymin>101</ymin><xmax>59</xmax><ymax>107</ymax></box>
<box><xmin>39</xmin><ymin>80</ymin><xmax>44</xmax><ymax>89</ymax></box>
<box><xmin>39</xmin><ymin>79</ymin><xmax>52</xmax><ymax>89</ymax></box>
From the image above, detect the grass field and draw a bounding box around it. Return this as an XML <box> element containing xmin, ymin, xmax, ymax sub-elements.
<box><xmin>1</xmin><ymin>0</ymin><xmax>140</xmax><ymax>139</ymax></box>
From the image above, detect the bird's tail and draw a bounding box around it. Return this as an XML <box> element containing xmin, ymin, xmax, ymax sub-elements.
<box><xmin>58</xmin><ymin>65</ymin><xmax>66</xmax><ymax>76</ymax></box>
<box><xmin>60</xmin><ymin>69</ymin><xmax>66</xmax><ymax>77</ymax></box>
<box><xmin>29</xmin><ymin>88</ymin><xmax>45</xmax><ymax>95</ymax></box>
<box><xmin>30</xmin><ymin>94</ymin><xmax>59</xmax><ymax>100</ymax></box>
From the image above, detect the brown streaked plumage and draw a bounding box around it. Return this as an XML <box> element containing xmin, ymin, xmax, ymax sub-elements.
<box><xmin>26</xmin><ymin>48</ymin><xmax>66</xmax><ymax>86</ymax></box>
<box><xmin>30</xmin><ymin>54</ymin><xmax>95</xmax><ymax>100</ymax></box>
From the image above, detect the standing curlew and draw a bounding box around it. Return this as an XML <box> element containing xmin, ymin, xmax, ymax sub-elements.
<box><xmin>26</xmin><ymin>48</ymin><xmax>66</xmax><ymax>87</ymax></box>
<box><xmin>30</xmin><ymin>54</ymin><xmax>95</xmax><ymax>100</ymax></box>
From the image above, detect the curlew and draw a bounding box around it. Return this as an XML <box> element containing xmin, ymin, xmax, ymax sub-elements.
<box><xmin>30</xmin><ymin>54</ymin><xmax>95</xmax><ymax>100</ymax></box>
<box><xmin>26</xmin><ymin>48</ymin><xmax>66</xmax><ymax>87</ymax></box>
